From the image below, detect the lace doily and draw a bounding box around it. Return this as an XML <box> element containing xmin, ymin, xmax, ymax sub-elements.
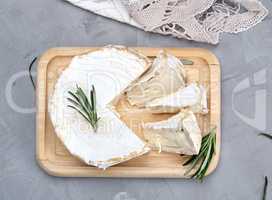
<box><xmin>66</xmin><ymin>0</ymin><xmax>268</xmax><ymax>44</ymax></box>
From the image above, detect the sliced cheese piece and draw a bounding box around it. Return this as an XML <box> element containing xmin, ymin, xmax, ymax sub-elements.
<box><xmin>126</xmin><ymin>50</ymin><xmax>186</xmax><ymax>107</ymax></box>
<box><xmin>146</xmin><ymin>83</ymin><xmax>208</xmax><ymax>114</ymax></box>
<box><xmin>143</xmin><ymin>111</ymin><xmax>202</xmax><ymax>155</ymax></box>
<box><xmin>49</xmin><ymin>46</ymin><xmax>151</xmax><ymax>169</ymax></box>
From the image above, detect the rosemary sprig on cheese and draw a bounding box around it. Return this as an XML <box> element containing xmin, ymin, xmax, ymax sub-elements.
<box><xmin>183</xmin><ymin>127</ymin><xmax>216</xmax><ymax>181</ymax></box>
<box><xmin>67</xmin><ymin>85</ymin><xmax>100</xmax><ymax>132</ymax></box>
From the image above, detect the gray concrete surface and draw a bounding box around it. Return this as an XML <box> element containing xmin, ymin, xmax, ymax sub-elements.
<box><xmin>1</xmin><ymin>0</ymin><xmax>272</xmax><ymax>199</ymax></box>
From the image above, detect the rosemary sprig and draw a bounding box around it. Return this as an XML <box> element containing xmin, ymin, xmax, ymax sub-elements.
<box><xmin>183</xmin><ymin>127</ymin><xmax>216</xmax><ymax>181</ymax></box>
<box><xmin>262</xmin><ymin>176</ymin><xmax>268</xmax><ymax>200</ymax></box>
<box><xmin>259</xmin><ymin>133</ymin><xmax>272</xmax><ymax>141</ymax></box>
<box><xmin>67</xmin><ymin>85</ymin><xmax>100</xmax><ymax>132</ymax></box>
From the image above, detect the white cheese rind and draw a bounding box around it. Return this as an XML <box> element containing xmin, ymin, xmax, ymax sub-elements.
<box><xmin>49</xmin><ymin>46</ymin><xmax>151</xmax><ymax>169</ymax></box>
<box><xmin>143</xmin><ymin>111</ymin><xmax>202</xmax><ymax>155</ymax></box>
<box><xmin>126</xmin><ymin>50</ymin><xmax>186</xmax><ymax>107</ymax></box>
<box><xmin>146</xmin><ymin>83</ymin><xmax>208</xmax><ymax>114</ymax></box>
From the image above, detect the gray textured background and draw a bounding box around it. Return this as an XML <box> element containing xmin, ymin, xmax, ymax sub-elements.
<box><xmin>1</xmin><ymin>0</ymin><xmax>272</xmax><ymax>199</ymax></box>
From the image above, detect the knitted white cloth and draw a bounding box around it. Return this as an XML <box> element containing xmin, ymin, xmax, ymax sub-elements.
<box><xmin>66</xmin><ymin>0</ymin><xmax>268</xmax><ymax>44</ymax></box>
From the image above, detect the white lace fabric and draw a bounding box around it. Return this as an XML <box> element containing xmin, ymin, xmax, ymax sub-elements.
<box><xmin>66</xmin><ymin>0</ymin><xmax>268</xmax><ymax>44</ymax></box>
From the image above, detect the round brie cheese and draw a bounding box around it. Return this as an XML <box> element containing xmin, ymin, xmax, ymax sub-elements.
<box><xmin>49</xmin><ymin>46</ymin><xmax>151</xmax><ymax>169</ymax></box>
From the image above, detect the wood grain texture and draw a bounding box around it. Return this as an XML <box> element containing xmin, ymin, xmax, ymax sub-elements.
<box><xmin>36</xmin><ymin>47</ymin><xmax>221</xmax><ymax>178</ymax></box>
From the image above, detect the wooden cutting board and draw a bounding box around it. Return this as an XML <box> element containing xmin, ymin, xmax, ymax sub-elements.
<box><xmin>36</xmin><ymin>47</ymin><xmax>221</xmax><ymax>178</ymax></box>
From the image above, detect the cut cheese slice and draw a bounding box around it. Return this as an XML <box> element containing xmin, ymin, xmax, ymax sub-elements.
<box><xmin>146</xmin><ymin>83</ymin><xmax>208</xmax><ymax>114</ymax></box>
<box><xmin>143</xmin><ymin>111</ymin><xmax>202</xmax><ymax>155</ymax></box>
<box><xmin>49</xmin><ymin>46</ymin><xmax>151</xmax><ymax>169</ymax></box>
<box><xmin>126</xmin><ymin>50</ymin><xmax>186</xmax><ymax>107</ymax></box>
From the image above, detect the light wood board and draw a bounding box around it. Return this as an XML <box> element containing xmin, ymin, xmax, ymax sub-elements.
<box><xmin>36</xmin><ymin>47</ymin><xmax>221</xmax><ymax>178</ymax></box>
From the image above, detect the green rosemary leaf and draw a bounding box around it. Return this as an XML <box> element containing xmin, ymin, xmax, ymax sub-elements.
<box><xmin>74</xmin><ymin>89</ymin><xmax>91</xmax><ymax>115</ymax></box>
<box><xmin>67</xmin><ymin>105</ymin><xmax>91</xmax><ymax>124</ymax></box>
<box><xmin>184</xmin><ymin>149</ymin><xmax>207</xmax><ymax>176</ymax></box>
<box><xmin>199</xmin><ymin>135</ymin><xmax>212</xmax><ymax>150</ymax></box>
<box><xmin>90</xmin><ymin>85</ymin><xmax>95</xmax><ymax>111</ymax></box>
<box><xmin>194</xmin><ymin>143</ymin><xmax>214</xmax><ymax>181</ymax></box>
<box><xmin>67</xmin><ymin>85</ymin><xmax>100</xmax><ymax>132</ymax></box>
<box><xmin>67</xmin><ymin>97</ymin><xmax>80</xmax><ymax>107</ymax></box>
<box><xmin>92</xmin><ymin>85</ymin><xmax>96</xmax><ymax>110</ymax></box>
<box><xmin>262</xmin><ymin>176</ymin><xmax>268</xmax><ymax>200</ymax></box>
<box><xmin>68</xmin><ymin>91</ymin><xmax>80</xmax><ymax>103</ymax></box>
<box><xmin>259</xmin><ymin>133</ymin><xmax>272</xmax><ymax>141</ymax></box>
<box><xmin>76</xmin><ymin>87</ymin><xmax>90</xmax><ymax>110</ymax></box>
<box><xmin>183</xmin><ymin>155</ymin><xmax>197</xmax><ymax>166</ymax></box>
<box><xmin>199</xmin><ymin>142</ymin><xmax>212</xmax><ymax>172</ymax></box>
<box><xmin>190</xmin><ymin>145</ymin><xmax>211</xmax><ymax>179</ymax></box>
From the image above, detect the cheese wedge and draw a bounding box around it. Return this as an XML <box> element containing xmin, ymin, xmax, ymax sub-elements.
<box><xmin>146</xmin><ymin>83</ymin><xmax>208</xmax><ymax>114</ymax></box>
<box><xmin>143</xmin><ymin>111</ymin><xmax>202</xmax><ymax>155</ymax></box>
<box><xmin>49</xmin><ymin>46</ymin><xmax>151</xmax><ymax>169</ymax></box>
<box><xmin>126</xmin><ymin>50</ymin><xmax>186</xmax><ymax>107</ymax></box>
